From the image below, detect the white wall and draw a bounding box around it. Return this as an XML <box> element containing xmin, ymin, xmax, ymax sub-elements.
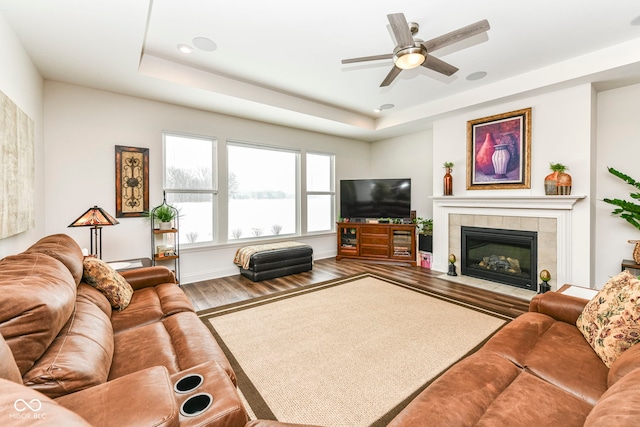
<box><xmin>43</xmin><ymin>82</ymin><xmax>370</xmax><ymax>283</ymax></box>
<box><xmin>0</xmin><ymin>13</ymin><xmax>44</xmax><ymax>259</ymax></box>
<box><xmin>370</xmin><ymin>130</ymin><xmax>433</xmax><ymax>221</ymax></box>
<box><xmin>431</xmin><ymin>84</ymin><xmax>595</xmax><ymax>286</ymax></box>
<box><xmin>596</xmin><ymin>82</ymin><xmax>640</xmax><ymax>287</ymax></box>
<box><xmin>372</xmin><ymin>82</ymin><xmax>639</xmax><ymax>288</ymax></box>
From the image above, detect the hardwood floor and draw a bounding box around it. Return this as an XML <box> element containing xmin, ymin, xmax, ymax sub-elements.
<box><xmin>181</xmin><ymin>258</ymin><xmax>531</xmax><ymax>318</ymax></box>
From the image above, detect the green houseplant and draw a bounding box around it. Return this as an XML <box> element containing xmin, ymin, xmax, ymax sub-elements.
<box><xmin>414</xmin><ymin>217</ymin><xmax>433</xmax><ymax>235</ymax></box>
<box><xmin>154</xmin><ymin>204</ymin><xmax>177</xmax><ymax>222</ymax></box>
<box><xmin>603</xmin><ymin>167</ymin><xmax>640</xmax><ymax>263</ymax></box>
<box><xmin>414</xmin><ymin>217</ymin><xmax>433</xmax><ymax>252</ymax></box>
<box><xmin>144</xmin><ymin>203</ymin><xmax>180</xmax><ymax>230</ymax></box>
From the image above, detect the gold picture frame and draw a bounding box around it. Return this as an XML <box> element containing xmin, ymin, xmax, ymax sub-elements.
<box><xmin>466</xmin><ymin>107</ymin><xmax>531</xmax><ymax>190</ymax></box>
<box><xmin>115</xmin><ymin>145</ymin><xmax>149</xmax><ymax>217</ymax></box>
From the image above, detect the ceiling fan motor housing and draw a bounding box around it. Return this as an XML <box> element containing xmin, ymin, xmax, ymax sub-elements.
<box><xmin>408</xmin><ymin>22</ymin><xmax>420</xmax><ymax>37</ymax></box>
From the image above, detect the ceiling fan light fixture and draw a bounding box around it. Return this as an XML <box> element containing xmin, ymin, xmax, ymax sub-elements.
<box><xmin>394</xmin><ymin>46</ymin><xmax>426</xmax><ymax>70</ymax></box>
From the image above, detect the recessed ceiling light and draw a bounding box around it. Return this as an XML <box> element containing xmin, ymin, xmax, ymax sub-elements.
<box><xmin>193</xmin><ymin>37</ymin><xmax>217</xmax><ymax>52</ymax></box>
<box><xmin>631</xmin><ymin>16</ymin><xmax>640</xmax><ymax>26</ymax></box>
<box><xmin>177</xmin><ymin>44</ymin><xmax>194</xmax><ymax>54</ymax></box>
<box><xmin>374</xmin><ymin>104</ymin><xmax>394</xmax><ymax>113</ymax></box>
<box><xmin>466</xmin><ymin>71</ymin><xmax>488</xmax><ymax>81</ymax></box>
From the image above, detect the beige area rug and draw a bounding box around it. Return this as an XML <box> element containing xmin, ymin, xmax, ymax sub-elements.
<box><xmin>199</xmin><ymin>274</ymin><xmax>512</xmax><ymax>427</ymax></box>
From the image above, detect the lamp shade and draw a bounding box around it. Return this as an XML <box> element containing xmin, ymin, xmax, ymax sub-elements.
<box><xmin>68</xmin><ymin>206</ymin><xmax>119</xmax><ymax>227</ymax></box>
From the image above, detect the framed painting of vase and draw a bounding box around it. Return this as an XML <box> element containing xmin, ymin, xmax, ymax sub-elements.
<box><xmin>466</xmin><ymin>107</ymin><xmax>531</xmax><ymax>190</ymax></box>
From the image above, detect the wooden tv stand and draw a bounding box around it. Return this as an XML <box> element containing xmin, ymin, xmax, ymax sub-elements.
<box><xmin>336</xmin><ymin>222</ymin><xmax>417</xmax><ymax>266</ymax></box>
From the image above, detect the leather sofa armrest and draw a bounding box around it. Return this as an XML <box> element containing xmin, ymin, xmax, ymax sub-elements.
<box><xmin>55</xmin><ymin>366</ymin><xmax>179</xmax><ymax>427</ymax></box>
<box><xmin>0</xmin><ymin>378</ymin><xmax>92</xmax><ymax>426</ymax></box>
<box><xmin>120</xmin><ymin>266</ymin><xmax>176</xmax><ymax>290</ymax></box>
<box><xmin>529</xmin><ymin>291</ymin><xmax>588</xmax><ymax>324</ymax></box>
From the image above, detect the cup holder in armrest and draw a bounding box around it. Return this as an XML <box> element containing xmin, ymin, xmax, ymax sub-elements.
<box><xmin>174</xmin><ymin>374</ymin><xmax>204</xmax><ymax>394</ymax></box>
<box><xmin>180</xmin><ymin>393</ymin><xmax>213</xmax><ymax>417</ymax></box>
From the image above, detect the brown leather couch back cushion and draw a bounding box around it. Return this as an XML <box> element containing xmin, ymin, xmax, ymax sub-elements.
<box><xmin>24</xmin><ymin>233</ymin><xmax>85</xmax><ymax>285</ymax></box>
<box><xmin>23</xmin><ymin>284</ymin><xmax>114</xmax><ymax>398</ymax></box>
<box><xmin>0</xmin><ymin>253</ymin><xmax>77</xmax><ymax>375</ymax></box>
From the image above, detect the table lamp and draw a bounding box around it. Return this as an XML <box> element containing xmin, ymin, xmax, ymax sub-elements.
<box><xmin>68</xmin><ymin>205</ymin><xmax>119</xmax><ymax>259</ymax></box>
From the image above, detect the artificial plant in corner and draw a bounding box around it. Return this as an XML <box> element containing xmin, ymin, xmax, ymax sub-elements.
<box><xmin>603</xmin><ymin>167</ymin><xmax>640</xmax><ymax>263</ymax></box>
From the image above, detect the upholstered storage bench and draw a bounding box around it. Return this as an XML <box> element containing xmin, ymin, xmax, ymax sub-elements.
<box><xmin>234</xmin><ymin>242</ymin><xmax>313</xmax><ymax>282</ymax></box>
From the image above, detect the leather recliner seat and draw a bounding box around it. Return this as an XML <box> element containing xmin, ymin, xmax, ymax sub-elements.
<box><xmin>0</xmin><ymin>234</ymin><xmax>248</xmax><ymax>426</ymax></box>
<box><xmin>387</xmin><ymin>291</ymin><xmax>640</xmax><ymax>426</ymax></box>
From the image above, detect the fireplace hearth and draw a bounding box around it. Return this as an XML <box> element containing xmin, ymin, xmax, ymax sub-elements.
<box><xmin>461</xmin><ymin>226</ymin><xmax>538</xmax><ymax>290</ymax></box>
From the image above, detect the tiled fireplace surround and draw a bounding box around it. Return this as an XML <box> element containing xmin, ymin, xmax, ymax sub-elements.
<box><xmin>432</xmin><ymin>196</ymin><xmax>585</xmax><ymax>295</ymax></box>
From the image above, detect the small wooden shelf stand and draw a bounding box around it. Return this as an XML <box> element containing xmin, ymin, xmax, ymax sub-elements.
<box><xmin>150</xmin><ymin>202</ymin><xmax>180</xmax><ymax>283</ymax></box>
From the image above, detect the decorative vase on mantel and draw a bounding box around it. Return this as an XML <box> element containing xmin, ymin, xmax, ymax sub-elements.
<box><xmin>545</xmin><ymin>163</ymin><xmax>572</xmax><ymax>195</ymax></box>
<box><xmin>443</xmin><ymin>162</ymin><xmax>454</xmax><ymax>196</ymax></box>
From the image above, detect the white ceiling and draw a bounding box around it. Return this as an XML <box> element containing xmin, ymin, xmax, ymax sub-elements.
<box><xmin>2</xmin><ymin>0</ymin><xmax>640</xmax><ymax>141</ymax></box>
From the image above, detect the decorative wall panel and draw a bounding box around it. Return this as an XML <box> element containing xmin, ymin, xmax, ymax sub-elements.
<box><xmin>0</xmin><ymin>90</ymin><xmax>35</xmax><ymax>239</ymax></box>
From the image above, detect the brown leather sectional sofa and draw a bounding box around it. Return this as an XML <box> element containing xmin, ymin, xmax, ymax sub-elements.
<box><xmin>0</xmin><ymin>234</ymin><xmax>248</xmax><ymax>426</ymax></box>
<box><xmin>388</xmin><ymin>290</ymin><xmax>640</xmax><ymax>426</ymax></box>
<box><xmin>3</xmin><ymin>233</ymin><xmax>638</xmax><ymax>426</ymax></box>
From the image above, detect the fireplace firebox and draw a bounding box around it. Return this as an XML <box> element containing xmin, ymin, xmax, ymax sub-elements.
<box><xmin>461</xmin><ymin>226</ymin><xmax>537</xmax><ymax>290</ymax></box>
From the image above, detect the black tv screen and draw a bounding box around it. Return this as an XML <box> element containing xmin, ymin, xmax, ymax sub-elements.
<box><xmin>340</xmin><ymin>178</ymin><xmax>411</xmax><ymax>220</ymax></box>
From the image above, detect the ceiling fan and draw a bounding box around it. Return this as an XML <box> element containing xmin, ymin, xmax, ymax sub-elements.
<box><xmin>341</xmin><ymin>13</ymin><xmax>490</xmax><ymax>87</ymax></box>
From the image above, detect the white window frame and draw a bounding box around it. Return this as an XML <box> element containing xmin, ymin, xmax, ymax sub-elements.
<box><xmin>162</xmin><ymin>131</ymin><xmax>218</xmax><ymax>245</ymax></box>
<box><xmin>305</xmin><ymin>151</ymin><xmax>336</xmax><ymax>234</ymax></box>
<box><xmin>227</xmin><ymin>140</ymin><xmax>301</xmax><ymax>242</ymax></box>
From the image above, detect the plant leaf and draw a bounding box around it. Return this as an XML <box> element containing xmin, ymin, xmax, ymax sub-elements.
<box><xmin>603</xmin><ymin>169</ymin><xmax>640</xmax><ymax>233</ymax></box>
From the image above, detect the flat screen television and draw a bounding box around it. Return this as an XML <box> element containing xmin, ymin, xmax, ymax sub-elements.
<box><xmin>340</xmin><ymin>178</ymin><xmax>411</xmax><ymax>220</ymax></box>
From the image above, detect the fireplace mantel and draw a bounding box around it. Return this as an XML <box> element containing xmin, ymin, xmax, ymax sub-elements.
<box><xmin>432</xmin><ymin>195</ymin><xmax>586</xmax><ymax>210</ymax></box>
<box><xmin>431</xmin><ymin>194</ymin><xmax>587</xmax><ymax>290</ymax></box>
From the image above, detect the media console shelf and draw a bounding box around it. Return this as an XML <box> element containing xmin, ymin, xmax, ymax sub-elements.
<box><xmin>336</xmin><ymin>222</ymin><xmax>417</xmax><ymax>266</ymax></box>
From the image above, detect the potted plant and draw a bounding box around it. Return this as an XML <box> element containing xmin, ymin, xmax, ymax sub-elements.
<box><xmin>603</xmin><ymin>167</ymin><xmax>640</xmax><ymax>263</ymax></box>
<box><xmin>544</xmin><ymin>163</ymin><xmax>572</xmax><ymax>195</ymax></box>
<box><xmin>414</xmin><ymin>217</ymin><xmax>433</xmax><ymax>252</ymax></box>
<box><xmin>145</xmin><ymin>203</ymin><xmax>180</xmax><ymax>230</ymax></box>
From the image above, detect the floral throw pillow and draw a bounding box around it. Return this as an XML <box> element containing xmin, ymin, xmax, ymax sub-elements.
<box><xmin>576</xmin><ymin>270</ymin><xmax>640</xmax><ymax>367</ymax></box>
<box><xmin>82</xmin><ymin>258</ymin><xmax>133</xmax><ymax>311</ymax></box>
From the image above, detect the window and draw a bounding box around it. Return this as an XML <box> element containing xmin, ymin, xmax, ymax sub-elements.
<box><xmin>227</xmin><ymin>142</ymin><xmax>298</xmax><ymax>240</ymax></box>
<box><xmin>163</xmin><ymin>132</ymin><xmax>216</xmax><ymax>244</ymax></box>
<box><xmin>306</xmin><ymin>152</ymin><xmax>335</xmax><ymax>232</ymax></box>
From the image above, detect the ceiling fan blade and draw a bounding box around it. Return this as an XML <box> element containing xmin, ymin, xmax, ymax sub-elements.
<box><xmin>421</xmin><ymin>19</ymin><xmax>490</xmax><ymax>53</ymax></box>
<box><xmin>387</xmin><ymin>13</ymin><xmax>414</xmax><ymax>48</ymax></box>
<box><xmin>341</xmin><ymin>53</ymin><xmax>394</xmax><ymax>64</ymax></box>
<box><xmin>380</xmin><ymin>65</ymin><xmax>402</xmax><ymax>87</ymax></box>
<box><xmin>421</xmin><ymin>55</ymin><xmax>459</xmax><ymax>76</ymax></box>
